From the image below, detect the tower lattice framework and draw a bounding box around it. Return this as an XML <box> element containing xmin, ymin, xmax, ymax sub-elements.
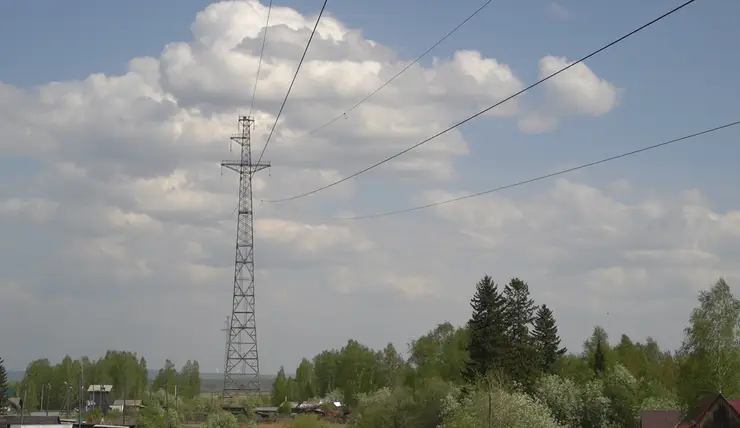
<box><xmin>221</xmin><ymin>115</ymin><xmax>270</xmax><ymax>397</ymax></box>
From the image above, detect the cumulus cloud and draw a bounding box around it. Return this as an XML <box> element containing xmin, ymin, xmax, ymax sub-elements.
<box><xmin>0</xmin><ymin>0</ymin><xmax>719</xmax><ymax>375</ymax></box>
<box><xmin>519</xmin><ymin>56</ymin><xmax>621</xmax><ymax>133</ymax></box>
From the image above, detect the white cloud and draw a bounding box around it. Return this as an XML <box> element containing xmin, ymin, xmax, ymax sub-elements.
<box><xmin>519</xmin><ymin>56</ymin><xmax>621</xmax><ymax>133</ymax></box>
<box><xmin>548</xmin><ymin>2</ymin><xmax>571</xmax><ymax>20</ymax></box>
<box><xmin>1</xmin><ymin>0</ymin><xmax>722</xmax><ymax>376</ymax></box>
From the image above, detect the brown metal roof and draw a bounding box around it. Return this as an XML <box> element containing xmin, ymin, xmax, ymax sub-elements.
<box><xmin>640</xmin><ymin>410</ymin><xmax>682</xmax><ymax>428</ymax></box>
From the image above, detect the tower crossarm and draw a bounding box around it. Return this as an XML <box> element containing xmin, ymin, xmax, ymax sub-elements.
<box><xmin>220</xmin><ymin>160</ymin><xmax>271</xmax><ymax>174</ymax></box>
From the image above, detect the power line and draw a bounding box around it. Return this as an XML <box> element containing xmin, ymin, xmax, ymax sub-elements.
<box><xmin>265</xmin><ymin>0</ymin><xmax>699</xmax><ymax>203</ymax></box>
<box><xmin>276</xmin><ymin>0</ymin><xmax>495</xmax><ymax>145</ymax></box>
<box><xmin>256</xmin><ymin>0</ymin><xmax>329</xmax><ymax>165</ymax></box>
<box><xmin>248</xmin><ymin>0</ymin><xmax>274</xmax><ymax>118</ymax></box>
<box><xmin>333</xmin><ymin>119</ymin><xmax>740</xmax><ymax>220</ymax></box>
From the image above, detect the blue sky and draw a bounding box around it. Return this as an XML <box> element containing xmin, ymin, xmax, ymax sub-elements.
<box><xmin>1</xmin><ymin>0</ymin><xmax>740</xmax><ymax>372</ymax></box>
<box><xmin>2</xmin><ymin>0</ymin><xmax>738</xmax><ymax>205</ymax></box>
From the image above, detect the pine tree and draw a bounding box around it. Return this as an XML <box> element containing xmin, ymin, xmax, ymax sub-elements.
<box><xmin>463</xmin><ymin>275</ymin><xmax>509</xmax><ymax>384</ymax></box>
<box><xmin>0</xmin><ymin>357</ymin><xmax>7</xmax><ymax>413</ymax></box>
<box><xmin>502</xmin><ymin>278</ymin><xmax>538</xmax><ymax>388</ymax></box>
<box><xmin>532</xmin><ymin>304</ymin><xmax>567</xmax><ymax>373</ymax></box>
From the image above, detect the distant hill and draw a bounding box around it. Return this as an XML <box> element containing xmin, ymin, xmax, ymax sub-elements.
<box><xmin>7</xmin><ymin>370</ymin><xmax>276</xmax><ymax>393</ymax></box>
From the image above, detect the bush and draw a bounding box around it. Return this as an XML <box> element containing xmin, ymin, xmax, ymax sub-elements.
<box><xmin>206</xmin><ymin>411</ymin><xmax>239</xmax><ymax>428</ymax></box>
<box><xmin>443</xmin><ymin>385</ymin><xmax>564</xmax><ymax>428</ymax></box>
<box><xmin>349</xmin><ymin>378</ymin><xmax>454</xmax><ymax>428</ymax></box>
<box><xmin>278</xmin><ymin>400</ymin><xmax>293</xmax><ymax>415</ymax></box>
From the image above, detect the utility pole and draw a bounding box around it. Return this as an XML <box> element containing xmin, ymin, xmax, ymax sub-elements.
<box><xmin>221</xmin><ymin>115</ymin><xmax>269</xmax><ymax>397</ymax></box>
<box><xmin>78</xmin><ymin>364</ymin><xmax>84</xmax><ymax>428</ymax></box>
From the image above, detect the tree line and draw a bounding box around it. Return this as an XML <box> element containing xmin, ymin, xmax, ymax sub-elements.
<box><xmin>10</xmin><ymin>351</ymin><xmax>200</xmax><ymax>411</ymax></box>
<box><xmin>271</xmin><ymin>276</ymin><xmax>740</xmax><ymax>428</ymax></box>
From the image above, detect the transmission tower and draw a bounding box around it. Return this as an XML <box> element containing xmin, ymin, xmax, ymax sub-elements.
<box><xmin>221</xmin><ymin>115</ymin><xmax>270</xmax><ymax>397</ymax></box>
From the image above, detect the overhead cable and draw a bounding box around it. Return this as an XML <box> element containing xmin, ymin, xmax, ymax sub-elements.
<box><xmin>256</xmin><ymin>0</ymin><xmax>329</xmax><ymax>165</ymax></box>
<box><xmin>276</xmin><ymin>0</ymin><xmax>495</xmax><ymax>145</ymax></box>
<box><xmin>333</xmin><ymin>119</ymin><xmax>740</xmax><ymax>220</ymax></box>
<box><xmin>248</xmin><ymin>0</ymin><xmax>274</xmax><ymax>118</ymax></box>
<box><xmin>265</xmin><ymin>0</ymin><xmax>699</xmax><ymax>203</ymax></box>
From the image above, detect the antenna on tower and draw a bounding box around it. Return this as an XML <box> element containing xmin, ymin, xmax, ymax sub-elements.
<box><xmin>220</xmin><ymin>115</ymin><xmax>270</xmax><ymax>397</ymax></box>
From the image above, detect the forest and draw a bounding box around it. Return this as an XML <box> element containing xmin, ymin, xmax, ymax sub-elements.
<box><xmin>1</xmin><ymin>276</ymin><xmax>738</xmax><ymax>428</ymax></box>
<box><xmin>4</xmin><ymin>352</ymin><xmax>200</xmax><ymax>411</ymax></box>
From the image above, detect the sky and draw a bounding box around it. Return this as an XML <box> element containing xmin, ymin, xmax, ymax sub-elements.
<box><xmin>1</xmin><ymin>0</ymin><xmax>740</xmax><ymax>375</ymax></box>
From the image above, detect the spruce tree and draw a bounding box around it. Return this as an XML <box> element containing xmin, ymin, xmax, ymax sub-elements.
<box><xmin>0</xmin><ymin>357</ymin><xmax>7</xmax><ymax>412</ymax></box>
<box><xmin>463</xmin><ymin>275</ymin><xmax>509</xmax><ymax>384</ymax></box>
<box><xmin>592</xmin><ymin>337</ymin><xmax>607</xmax><ymax>375</ymax></box>
<box><xmin>532</xmin><ymin>304</ymin><xmax>567</xmax><ymax>373</ymax></box>
<box><xmin>502</xmin><ymin>278</ymin><xmax>538</xmax><ymax>388</ymax></box>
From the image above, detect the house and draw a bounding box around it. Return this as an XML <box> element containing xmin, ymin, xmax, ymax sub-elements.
<box><xmin>86</xmin><ymin>386</ymin><xmax>112</xmax><ymax>414</ymax></box>
<box><xmin>641</xmin><ymin>393</ymin><xmax>740</xmax><ymax>428</ymax></box>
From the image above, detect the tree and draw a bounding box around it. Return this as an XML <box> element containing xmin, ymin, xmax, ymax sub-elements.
<box><xmin>407</xmin><ymin>323</ymin><xmax>468</xmax><ymax>385</ymax></box>
<box><xmin>463</xmin><ymin>275</ymin><xmax>509</xmax><ymax>383</ymax></box>
<box><xmin>0</xmin><ymin>357</ymin><xmax>8</xmax><ymax>413</ymax></box>
<box><xmin>178</xmin><ymin>360</ymin><xmax>201</xmax><ymax>399</ymax></box>
<box><xmin>272</xmin><ymin>367</ymin><xmax>290</xmax><ymax>406</ymax></box>
<box><xmin>592</xmin><ymin>337</ymin><xmax>607</xmax><ymax>375</ymax></box>
<box><xmin>584</xmin><ymin>326</ymin><xmax>611</xmax><ymax>376</ymax></box>
<box><xmin>502</xmin><ymin>277</ymin><xmax>539</xmax><ymax>388</ymax></box>
<box><xmin>295</xmin><ymin>358</ymin><xmax>316</xmax><ymax>401</ymax></box>
<box><xmin>152</xmin><ymin>360</ymin><xmax>179</xmax><ymax>395</ymax></box>
<box><xmin>678</xmin><ymin>277</ymin><xmax>740</xmax><ymax>407</ymax></box>
<box><xmin>532</xmin><ymin>305</ymin><xmax>567</xmax><ymax>374</ymax></box>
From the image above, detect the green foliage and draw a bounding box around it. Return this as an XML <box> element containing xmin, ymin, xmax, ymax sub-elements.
<box><xmin>678</xmin><ymin>277</ymin><xmax>740</xmax><ymax>407</ymax></box>
<box><xmin>13</xmin><ymin>275</ymin><xmax>736</xmax><ymax>428</ymax></box>
<box><xmin>295</xmin><ymin>358</ymin><xmax>317</xmax><ymax>401</ymax></box>
<box><xmin>272</xmin><ymin>366</ymin><xmax>292</xmax><ymax>406</ymax></box>
<box><xmin>19</xmin><ymin>351</ymin><xmax>150</xmax><ymax>411</ymax></box>
<box><xmin>349</xmin><ymin>378</ymin><xmax>454</xmax><ymax>428</ymax></box>
<box><xmin>86</xmin><ymin>407</ymin><xmax>103</xmax><ymax>423</ymax></box>
<box><xmin>443</xmin><ymin>382</ymin><xmax>563</xmax><ymax>428</ymax></box>
<box><xmin>136</xmin><ymin>400</ymin><xmax>183</xmax><ymax>428</ymax></box>
<box><xmin>278</xmin><ymin>400</ymin><xmax>293</xmax><ymax>415</ymax></box>
<box><xmin>407</xmin><ymin>323</ymin><xmax>468</xmax><ymax>385</ymax></box>
<box><xmin>591</xmin><ymin>335</ymin><xmax>608</xmax><ymax>375</ymax></box>
<box><xmin>503</xmin><ymin>277</ymin><xmax>539</xmax><ymax>390</ymax></box>
<box><xmin>464</xmin><ymin>275</ymin><xmax>509</xmax><ymax>383</ymax></box>
<box><xmin>205</xmin><ymin>411</ymin><xmax>239</xmax><ymax>428</ymax></box>
<box><xmin>533</xmin><ymin>305</ymin><xmax>567</xmax><ymax>374</ymax></box>
<box><xmin>290</xmin><ymin>414</ymin><xmax>331</xmax><ymax>428</ymax></box>
<box><xmin>0</xmin><ymin>357</ymin><xmax>8</xmax><ymax>412</ymax></box>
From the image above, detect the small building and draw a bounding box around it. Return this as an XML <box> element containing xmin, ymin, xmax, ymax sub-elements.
<box><xmin>108</xmin><ymin>401</ymin><xmax>143</xmax><ymax>413</ymax></box>
<box><xmin>86</xmin><ymin>386</ymin><xmax>112</xmax><ymax>414</ymax></box>
<box><xmin>641</xmin><ymin>393</ymin><xmax>740</xmax><ymax>428</ymax></box>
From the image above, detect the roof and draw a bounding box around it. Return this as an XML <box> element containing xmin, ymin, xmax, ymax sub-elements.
<box><xmin>640</xmin><ymin>410</ymin><xmax>682</xmax><ymax>428</ymax></box>
<box><xmin>677</xmin><ymin>393</ymin><xmax>722</xmax><ymax>427</ymax></box>
<box><xmin>111</xmin><ymin>400</ymin><xmax>142</xmax><ymax>406</ymax></box>
<box><xmin>87</xmin><ymin>385</ymin><xmax>113</xmax><ymax>392</ymax></box>
<box><xmin>0</xmin><ymin>415</ymin><xmax>62</xmax><ymax>425</ymax></box>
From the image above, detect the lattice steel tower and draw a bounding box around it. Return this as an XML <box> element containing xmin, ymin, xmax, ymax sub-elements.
<box><xmin>221</xmin><ymin>115</ymin><xmax>270</xmax><ymax>397</ymax></box>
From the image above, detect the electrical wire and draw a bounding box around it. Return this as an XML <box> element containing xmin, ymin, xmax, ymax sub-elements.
<box><xmin>265</xmin><ymin>0</ymin><xmax>699</xmax><ymax>203</ymax></box>
<box><xmin>275</xmin><ymin>0</ymin><xmax>495</xmax><ymax>145</ymax></box>
<box><xmin>332</xmin><ymin>119</ymin><xmax>740</xmax><ymax>220</ymax></box>
<box><xmin>248</xmin><ymin>0</ymin><xmax>274</xmax><ymax>118</ymax></box>
<box><xmin>256</xmin><ymin>0</ymin><xmax>329</xmax><ymax>165</ymax></box>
